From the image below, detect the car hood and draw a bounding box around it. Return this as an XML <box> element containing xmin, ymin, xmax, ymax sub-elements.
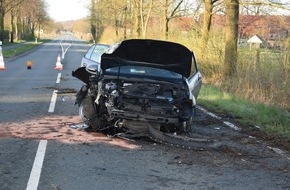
<box><xmin>101</xmin><ymin>39</ymin><xmax>193</xmax><ymax>78</ymax></box>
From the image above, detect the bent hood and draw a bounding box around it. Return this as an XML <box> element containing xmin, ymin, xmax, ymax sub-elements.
<box><xmin>101</xmin><ymin>39</ymin><xmax>192</xmax><ymax>78</ymax></box>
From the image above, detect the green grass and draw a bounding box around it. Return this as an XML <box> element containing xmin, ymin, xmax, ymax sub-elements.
<box><xmin>3</xmin><ymin>44</ymin><xmax>38</xmax><ymax>58</ymax></box>
<box><xmin>198</xmin><ymin>84</ymin><xmax>290</xmax><ymax>138</ymax></box>
<box><xmin>2</xmin><ymin>40</ymin><xmax>47</xmax><ymax>58</ymax></box>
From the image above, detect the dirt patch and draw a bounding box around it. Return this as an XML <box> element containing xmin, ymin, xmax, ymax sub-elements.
<box><xmin>0</xmin><ymin>115</ymin><xmax>139</xmax><ymax>149</ymax></box>
<box><xmin>246</xmin><ymin>129</ymin><xmax>290</xmax><ymax>152</ymax></box>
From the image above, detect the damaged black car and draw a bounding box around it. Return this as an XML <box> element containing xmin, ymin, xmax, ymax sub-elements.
<box><xmin>72</xmin><ymin>39</ymin><xmax>202</xmax><ymax>138</ymax></box>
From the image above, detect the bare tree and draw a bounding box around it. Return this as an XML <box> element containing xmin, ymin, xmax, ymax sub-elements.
<box><xmin>90</xmin><ymin>0</ymin><xmax>97</xmax><ymax>42</ymax></box>
<box><xmin>133</xmin><ymin>0</ymin><xmax>153</xmax><ymax>38</ymax></box>
<box><xmin>17</xmin><ymin>0</ymin><xmax>49</xmax><ymax>40</ymax></box>
<box><xmin>158</xmin><ymin>0</ymin><xmax>192</xmax><ymax>39</ymax></box>
<box><xmin>0</xmin><ymin>0</ymin><xmax>25</xmax><ymax>42</ymax></box>
<box><xmin>224</xmin><ymin>0</ymin><xmax>239</xmax><ymax>78</ymax></box>
<box><xmin>240</xmin><ymin>0</ymin><xmax>290</xmax><ymax>15</ymax></box>
<box><xmin>200</xmin><ymin>0</ymin><xmax>219</xmax><ymax>53</ymax></box>
<box><xmin>135</xmin><ymin>0</ymin><xmax>153</xmax><ymax>38</ymax></box>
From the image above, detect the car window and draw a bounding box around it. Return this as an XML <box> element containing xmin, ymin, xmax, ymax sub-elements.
<box><xmin>84</xmin><ymin>45</ymin><xmax>95</xmax><ymax>59</ymax></box>
<box><xmin>90</xmin><ymin>45</ymin><xmax>110</xmax><ymax>62</ymax></box>
<box><xmin>105</xmin><ymin>66</ymin><xmax>182</xmax><ymax>81</ymax></box>
<box><xmin>189</xmin><ymin>53</ymin><xmax>197</xmax><ymax>77</ymax></box>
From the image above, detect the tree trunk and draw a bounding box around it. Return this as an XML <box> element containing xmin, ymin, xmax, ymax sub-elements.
<box><xmin>114</xmin><ymin>12</ymin><xmax>118</xmax><ymax>37</ymax></box>
<box><xmin>201</xmin><ymin>0</ymin><xmax>214</xmax><ymax>53</ymax></box>
<box><xmin>0</xmin><ymin>11</ymin><xmax>5</xmax><ymax>42</ymax></box>
<box><xmin>165</xmin><ymin>19</ymin><xmax>169</xmax><ymax>40</ymax></box>
<box><xmin>133</xmin><ymin>0</ymin><xmax>141</xmax><ymax>38</ymax></box>
<box><xmin>10</xmin><ymin>10</ymin><xmax>14</xmax><ymax>42</ymax></box>
<box><xmin>38</xmin><ymin>24</ymin><xmax>40</xmax><ymax>39</ymax></box>
<box><xmin>224</xmin><ymin>0</ymin><xmax>239</xmax><ymax>78</ymax></box>
<box><xmin>15</xmin><ymin>16</ymin><xmax>18</xmax><ymax>40</ymax></box>
<box><xmin>90</xmin><ymin>0</ymin><xmax>97</xmax><ymax>42</ymax></box>
<box><xmin>142</xmin><ymin>0</ymin><xmax>152</xmax><ymax>38</ymax></box>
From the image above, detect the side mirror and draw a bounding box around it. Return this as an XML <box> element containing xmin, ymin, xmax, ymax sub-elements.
<box><xmin>86</xmin><ymin>65</ymin><xmax>99</xmax><ymax>75</ymax></box>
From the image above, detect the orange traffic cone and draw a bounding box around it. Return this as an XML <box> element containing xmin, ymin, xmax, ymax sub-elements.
<box><xmin>27</xmin><ymin>60</ymin><xmax>32</xmax><ymax>69</ymax></box>
<box><xmin>55</xmin><ymin>53</ymin><xmax>63</xmax><ymax>70</ymax></box>
<box><xmin>0</xmin><ymin>52</ymin><xmax>6</xmax><ymax>70</ymax></box>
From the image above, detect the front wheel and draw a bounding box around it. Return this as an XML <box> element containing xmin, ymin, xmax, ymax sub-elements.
<box><xmin>79</xmin><ymin>96</ymin><xmax>96</xmax><ymax>123</ymax></box>
<box><xmin>79</xmin><ymin>96</ymin><xmax>103</xmax><ymax>131</ymax></box>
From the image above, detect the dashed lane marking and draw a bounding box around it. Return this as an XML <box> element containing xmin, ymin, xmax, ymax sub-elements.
<box><xmin>56</xmin><ymin>73</ymin><xmax>61</xmax><ymax>84</ymax></box>
<box><xmin>26</xmin><ymin>72</ymin><xmax>61</xmax><ymax>189</ymax></box>
<box><xmin>48</xmin><ymin>90</ymin><xmax>58</xmax><ymax>113</ymax></box>
<box><xmin>26</xmin><ymin>140</ymin><xmax>48</xmax><ymax>190</ymax></box>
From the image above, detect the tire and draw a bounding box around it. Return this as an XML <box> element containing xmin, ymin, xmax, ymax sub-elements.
<box><xmin>79</xmin><ymin>96</ymin><xmax>96</xmax><ymax>123</ymax></box>
<box><xmin>148</xmin><ymin>122</ymin><xmax>215</xmax><ymax>150</ymax></box>
<box><xmin>78</xmin><ymin>96</ymin><xmax>104</xmax><ymax>131</ymax></box>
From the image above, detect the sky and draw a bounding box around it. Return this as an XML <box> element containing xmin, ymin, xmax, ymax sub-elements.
<box><xmin>46</xmin><ymin>0</ymin><xmax>88</xmax><ymax>21</ymax></box>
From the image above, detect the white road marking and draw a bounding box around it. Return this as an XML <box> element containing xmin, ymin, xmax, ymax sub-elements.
<box><xmin>27</xmin><ymin>40</ymin><xmax>65</xmax><ymax>190</ymax></box>
<box><xmin>60</xmin><ymin>35</ymin><xmax>72</xmax><ymax>59</ymax></box>
<box><xmin>223</xmin><ymin>121</ymin><xmax>241</xmax><ymax>131</ymax></box>
<box><xmin>196</xmin><ymin>105</ymin><xmax>289</xmax><ymax>160</ymax></box>
<box><xmin>267</xmin><ymin>146</ymin><xmax>290</xmax><ymax>160</ymax></box>
<box><xmin>196</xmin><ymin>105</ymin><xmax>222</xmax><ymax>120</ymax></box>
<box><xmin>48</xmin><ymin>90</ymin><xmax>58</xmax><ymax>113</ymax></box>
<box><xmin>56</xmin><ymin>73</ymin><xmax>61</xmax><ymax>84</ymax></box>
<box><xmin>196</xmin><ymin>105</ymin><xmax>241</xmax><ymax>131</ymax></box>
<box><xmin>26</xmin><ymin>140</ymin><xmax>48</xmax><ymax>190</ymax></box>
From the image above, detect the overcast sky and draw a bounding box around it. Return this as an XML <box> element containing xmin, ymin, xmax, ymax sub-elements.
<box><xmin>46</xmin><ymin>0</ymin><xmax>88</xmax><ymax>21</ymax></box>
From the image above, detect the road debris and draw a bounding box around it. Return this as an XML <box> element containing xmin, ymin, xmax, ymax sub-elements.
<box><xmin>69</xmin><ymin>123</ymin><xmax>89</xmax><ymax>129</ymax></box>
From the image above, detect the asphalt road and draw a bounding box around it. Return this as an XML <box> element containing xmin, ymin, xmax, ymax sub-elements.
<box><xmin>0</xmin><ymin>34</ymin><xmax>290</xmax><ymax>190</ymax></box>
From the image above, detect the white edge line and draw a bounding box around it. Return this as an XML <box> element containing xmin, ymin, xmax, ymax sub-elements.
<box><xmin>56</xmin><ymin>73</ymin><xmax>61</xmax><ymax>84</ymax></box>
<box><xmin>48</xmin><ymin>90</ymin><xmax>58</xmax><ymax>113</ymax></box>
<box><xmin>223</xmin><ymin>121</ymin><xmax>241</xmax><ymax>131</ymax></box>
<box><xmin>267</xmin><ymin>146</ymin><xmax>290</xmax><ymax>160</ymax></box>
<box><xmin>26</xmin><ymin>140</ymin><xmax>48</xmax><ymax>190</ymax></box>
<box><xmin>196</xmin><ymin>105</ymin><xmax>290</xmax><ymax>160</ymax></box>
<box><xmin>196</xmin><ymin>105</ymin><xmax>222</xmax><ymax>120</ymax></box>
<box><xmin>196</xmin><ymin>105</ymin><xmax>241</xmax><ymax>130</ymax></box>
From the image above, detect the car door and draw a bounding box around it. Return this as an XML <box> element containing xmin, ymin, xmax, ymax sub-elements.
<box><xmin>187</xmin><ymin>52</ymin><xmax>202</xmax><ymax>99</ymax></box>
<box><xmin>81</xmin><ymin>45</ymin><xmax>95</xmax><ymax>67</ymax></box>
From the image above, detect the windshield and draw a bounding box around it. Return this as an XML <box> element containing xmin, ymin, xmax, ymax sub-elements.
<box><xmin>105</xmin><ymin>66</ymin><xmax>183</xmax><ymax>81</ymax></box>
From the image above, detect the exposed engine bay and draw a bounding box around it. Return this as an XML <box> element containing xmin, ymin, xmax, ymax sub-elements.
<box><xmin>73</xmin><ymin>67</ymin><xmax>194</xmax><ymax>137</ymax></box>
<box><xmin>100</xmin><ymin>78</ymin><xmax>193</xmax><ymax>124</ymax></box>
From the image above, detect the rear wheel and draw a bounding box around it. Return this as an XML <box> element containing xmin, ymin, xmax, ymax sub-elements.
<box><xmin>184</xmin><ymin>106</ymin><xmax>196</xmax><ymax>133</ymax></box>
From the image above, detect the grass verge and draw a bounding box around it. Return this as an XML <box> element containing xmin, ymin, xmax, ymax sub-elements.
<box><xmin>2</xmin><ymin>40</ymin><xmax>46</xmax><ymax>59</ymax></box>
<box><xmin>198</xmin><ymin>84</ymin><xmax>290</xmax><ymax>140</ymax></box>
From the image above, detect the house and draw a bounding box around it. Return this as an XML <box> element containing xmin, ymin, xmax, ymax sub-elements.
<box><xmin>209</xmin><ymin>14</ymin><xmax>290</xmax><ymax>49</ymax></box>
<box><xmin>247</xmin><ymin>35</ymin><xmax>266</xmax><ymax>49</ymax></box>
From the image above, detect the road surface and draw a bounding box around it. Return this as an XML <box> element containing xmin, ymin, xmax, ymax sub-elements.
<box><xmin>0</xmin><ymin>34</ymin><xmax>289</xmax><ymax>190</ymax></box>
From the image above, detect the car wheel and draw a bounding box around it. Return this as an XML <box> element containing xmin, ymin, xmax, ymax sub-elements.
<box><xmin>79</xmin><ymin>96</ymin><xmax>96</xmax><ymax>124</ymax></box>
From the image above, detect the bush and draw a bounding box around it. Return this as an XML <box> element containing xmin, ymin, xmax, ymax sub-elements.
<box><xmin>0</xmin><ymin>30</ymin><xmax>10</xmax><ymax>42</ymax></box>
